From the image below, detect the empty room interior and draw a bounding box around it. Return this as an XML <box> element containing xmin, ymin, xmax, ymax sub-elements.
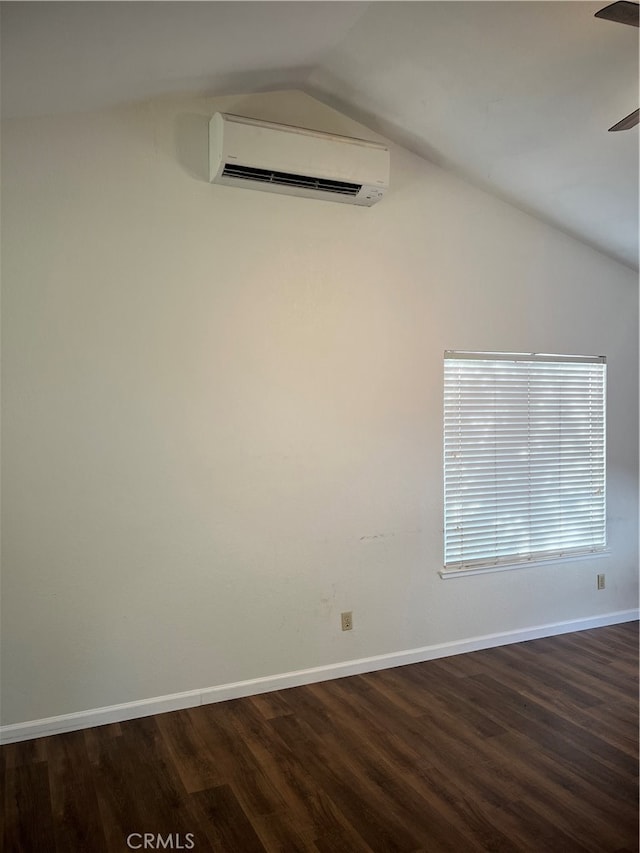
<box><xmin>1</xmin><ymin>1</ymin><xmax>638</xmax><ymax>851</ymax></box>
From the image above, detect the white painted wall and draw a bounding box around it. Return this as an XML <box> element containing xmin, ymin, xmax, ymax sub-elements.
<box><xmin>1</xmin><ymin>91</ymin><xmax>637</xmax><ymax>726</ymax></box>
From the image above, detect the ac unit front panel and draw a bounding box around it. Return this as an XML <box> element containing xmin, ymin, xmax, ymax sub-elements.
<box><xmin>209</xmin><ymin>113</ymin><xmax>389</xmax><ymax>206</ymax></box>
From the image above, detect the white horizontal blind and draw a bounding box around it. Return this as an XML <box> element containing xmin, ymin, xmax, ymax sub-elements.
<box><xmin>444</xmin><ymin>352</ymin><xmax>606</xmax><ymax>570</ymax></box>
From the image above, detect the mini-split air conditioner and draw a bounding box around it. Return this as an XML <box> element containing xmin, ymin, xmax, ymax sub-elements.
<box><xmin>209</xmin><ymin>113</ymin><xmax>390</xmax><ymax>206</ymax></box>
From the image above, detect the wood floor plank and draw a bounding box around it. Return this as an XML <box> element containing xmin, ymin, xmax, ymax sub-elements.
<box><xmin>269</xmin><ymin>712</ymin><xmax>425</xmax><ymax>852</ymax></box>
<box><xmin>285</xmin><ymin>688</ymin><xmax>491</xmax><ymax>853</ymax></box>
<box><xmin>117</xmin><ymin>715</ymin><xmax>198</xmax><ymax>842</ymax></box>
<box><xmin>373</xmin><ymin>661</ymin><xmax>509</xmax><ymax>738</ymax></box>
<box><xmin>86</xmin><ymin>721</ymin><xmax>159</xmax><ymax>851</ymax></box>
<box><xmin>196</xmin><ymin>701</ymin><xmax>289</xmax><ymax>818</ymax></box>
<box><xmin>517</xmin><ymin>633</ymin><xmax>638</xmax><ymax>698</ymax></box>
<box><xmin>400</xmin><ymin>657</ymin><xmax>636</xmax><ymax>792</ymax></box>
<box><xmin>189</xmin><ymin>783</ymin><xmax>267</xmax><ymax>852</ymax></box>
<box><xmin>464</xmin><ymin>730</ymin><xmax>637</xmax><ymax>850</ymax></box>
<box><xmin>465</xmin><ymin>644</ymin><xmax>606</xmax><ymax>710</ymax></box>
<box><xmin>155</xmin><ymin>707</ymin><xmax>225</xmax><ymax>794</ymax></box>
<box><xmin>249</xmin><ymin>690</ymin><xmax>295</xmax><ymax>720</ymax></box>
<box><xmin>1</xmin><ymin>737</ymin><xmax>47</xmax><ymax>771</ymax></box>
<box><xmin>482</xmin><ymin>728</ymin><xmax>638</xmax><ymax>834</ymax></box>
<box><xmin>314</xmin><ymin>681</ymin><xmax>524</xmax><ymax>853</ymax></box>
<box><xmin>46</xmin><ymin>730</ymin><xmax>108</xmax><ymax>853</ymax></box>
<box><xmin>487</xmin><ymin>797</ymin><xmax>592</xmax><ymax>853</ymax></box>
<box><xmin>231</xmin><ymin>695</ymin><xmax>381</xmax><ymax>852</ymax></box>
<box><xmin>222</xmin><ymin>697</ymin><xmax>334</xmax><ymax>839</ymax></box>
<box><xmin>250</xmin><ymin>809</ymin><xmax>317</xmax><ymax>853</ymax></box>
<box><xmin>83</xmin><ymin>722</ymin><xmax>122</xmax><ymax>766</ymax></box>
<box><xmin>581</xmin><ymin>699</ymin><xmax>640</xmax><ymax>753</ymax></box>
<box><xmin>3</xmin><ymin>761</ymin><xmax>56</xmax><ymax>853</ymax></box>
<box><xmin>471</xmin><ymin>671</ymin><xmax>638</xmax><ymax>777</ymax></box>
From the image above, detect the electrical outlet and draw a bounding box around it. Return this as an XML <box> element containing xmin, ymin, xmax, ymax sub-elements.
<box><xmin>597</xmin><ymin>574</ymin><xmax>605</xmax><ymax>590</ymax></box>
<box><xmin>341</xmin><ymin>611</ymin><xmax>353</xmax><ymax>631</ymax></box>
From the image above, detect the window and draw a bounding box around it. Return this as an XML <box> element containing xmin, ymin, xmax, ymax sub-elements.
<box><xmin>443</xmin><ymin>352</ymin><xmax>606</xmax><ymax>573</ymax></box>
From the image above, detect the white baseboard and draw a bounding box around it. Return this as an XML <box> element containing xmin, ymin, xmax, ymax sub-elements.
<box><xmin>2</xmin><ymin>609</ymin><xmax>637</xmax><ymax>745</ymax></box>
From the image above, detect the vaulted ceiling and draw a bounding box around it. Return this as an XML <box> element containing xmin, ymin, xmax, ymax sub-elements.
<box><xmin>2</xmin><ymin>1</ymin><xmax>638</xmax><ymax>269</ymax></box>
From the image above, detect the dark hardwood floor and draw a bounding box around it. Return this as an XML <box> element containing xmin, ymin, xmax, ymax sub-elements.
<box><xmin>2</xmin><ymin>622</ymin><xmax>638</xmax><ymax>852</ymax></box>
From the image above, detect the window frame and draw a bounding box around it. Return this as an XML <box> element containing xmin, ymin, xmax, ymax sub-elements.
<box><xmin>441</xmin><ymin>351</ymin><xmax>607</xmax><ymax>578</ymax></box>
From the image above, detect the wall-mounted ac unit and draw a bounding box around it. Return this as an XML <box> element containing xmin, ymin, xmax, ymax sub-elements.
<box><xmin>209</xmin><ymin>113</ymin><xmax>389</xmax><ymax>206</ymax></box>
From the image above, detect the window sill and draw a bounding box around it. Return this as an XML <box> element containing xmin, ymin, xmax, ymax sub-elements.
<box><xmin>439</xmin><ymin>550</ymin><xmax>610</xmax><ymax>579</ymax></box>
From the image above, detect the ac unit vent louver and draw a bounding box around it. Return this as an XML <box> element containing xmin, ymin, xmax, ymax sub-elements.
<box><xmin>209</xmin><ymin>113</ymin><xmax>389</xmax><ymax>206</ymax></box>
<box><xmin>221</xmin><ymin>164</ymin><xmax>362</xmax><ymax>197</ymax></box>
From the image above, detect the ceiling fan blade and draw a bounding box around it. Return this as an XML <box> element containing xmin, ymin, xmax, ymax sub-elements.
<box><xmin>595</xmin><ymin>1</ymin><xmax>639</xmax><ymax>26</ymax></box>
<box><xmin>608</xmin><ymin>108</ymin><xmax>640</xmax><ymax>131</ymax></box>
